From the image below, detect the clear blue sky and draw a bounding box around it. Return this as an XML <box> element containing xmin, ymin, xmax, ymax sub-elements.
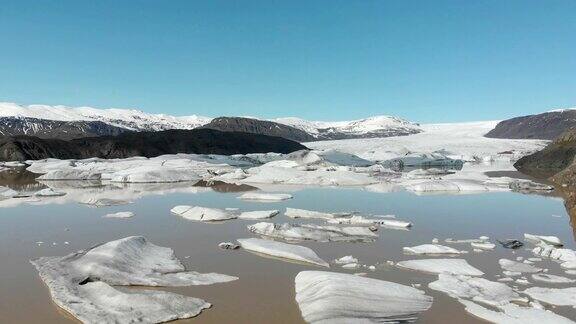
<box><xmin>0</xmin><ymin>0</ymin><xmax>574</xmax><ymax>122</ymax></box>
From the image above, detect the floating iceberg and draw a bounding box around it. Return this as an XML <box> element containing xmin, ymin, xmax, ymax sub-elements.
<box><xmin>499</xmin><ymin>259</ymin><xmax>542</xmax><ymax>273</ymax></box>
<box><xmin>471</xmin><ymin>241</ymin><xmax>496</xmax><ymax>250</ymax></box>
<box><xmin>403</xmin><ymin>244</ymin><xmax>463</xmax><ymax>255</ymax></box>
<box><xmin>238</xmin><ymin>210</ymin><xmax>279</xmax><ymax>220</ymax></box>
<box><xmin>30</xmin><ymin>236</ymin><xmax>237</xmax><ymax>324</ymax></box>
<box><xmin>237</xmin><ymin>192</ymin><xmax>293</xmax><ymax>201</ymax></box>
<box><xmin>459</xmin><ymin>299</ymin><xmax>574</xmax><ymax>324</ymax></box>
<box><xmin>429</xmin><ymin>274</ymin><xmax>527</xmax><ymax>307</ymax></box>
<box><xmin>80</xmin><ymin>197</ymin><xmax>133</xmax><ymax>207</ymax></box>
<box><xmin>531</xmin><ymin>273</ymin><xmax>575</xmax><ymax>284</ymax></box>
<box><xmin>295</xmin><ymin>271</ymin><xmax>433</xmax><ymax>323</ymax></box>
<box><xmin>237</xmin><ymin>238</ymin><xmax>329</xmax><ymax>267</ymax></box>
<box><xmin>524</xmin><ymin>234</ymin><xmax>563</xmax><ymax>247</ymax></box>
<box><xmin>285</xmin><ymin>208</ymin><xmax>349</xmax><ymax>220</ymax></box>
<box><xmin>38</xmin><ymin>170</ymin><xmax>102</xmax><ymax>181</ymax></box>
<box><xmin>523</xmin><ymin>287</ymin><xmax>576</xmax><ymax>307</ymax></box>
<box><xmin>397</xmin><ymin>259</ymin><xmax>484</xmax><ymax>276</ymax></box>
<box><xmin>334</xmin><ymin>255</ymin><xmax>358</xmax><ymax>265</ymax></box>
<box><xmin>103</xmin><ymin>211</ymin><xmax>134</xmax><ymax>219</ymax></box>
<box><xmin>34</xmin><ymin>188</ymin><xmax>66</xmax><ymax>197</ymax></box>
<box><xmin>532</xmin><ymin>244</ymin><xmax>576</xmax><ymax>269</ymax></box>
<box><xmin>0</xmin><ymin>186</ymin><xmax>18</xmax><ymax>198</ymax></box>
<box><xmin>110</xmin><ymin>166</ymin><xmax>200</xmax><ymax>183</ymax></box>
<box><xmin>171</xmin><ymin>206</ymin><xmax>237</xmax><ymax>222</ymax></box>
<box><xmin>248</xmin><ymin>222</ymin><xmax>378</xmax><ymax>243</ymax></box>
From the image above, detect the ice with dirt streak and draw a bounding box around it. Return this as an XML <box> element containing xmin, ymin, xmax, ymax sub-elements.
<box><xmin>248</xmin><ymin>222</ymin><xmax>377</xmax><ymax>243</ymax></box>
<box><xmin>403</xmin><ymin>244</ymin><xmax>464</xmax><ymax>255</ymax></box>
<box><xmin>523</xmin><ymin>287</ymin><xmax>576</xmax><ymax>306</ymax></box>
<box><xmin>238</xmin><ymin>210</ymin><xmax>279</xmax><ymax>220</ymax></box>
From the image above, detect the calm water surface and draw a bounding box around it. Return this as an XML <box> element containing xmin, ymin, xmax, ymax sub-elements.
<box><xmin>0</xmin><ymin>180</ymin><xmax>575</xmax><ymax>323</ymax></box>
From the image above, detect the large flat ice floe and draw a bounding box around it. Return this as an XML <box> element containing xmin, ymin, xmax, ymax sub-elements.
<box><xmin>237</xmin><ymin>238</ymin><xmax>329</xmax><ymax>267</ymax></box>
<box><xmin>30</xmin><ymin>236</ymin><xmax>237</xmax><ymax>324</ymax></box>
<box><xmin>397</xmin><ymin>259</ymin><xmax>484</xmax><ymax>276</ymax></box>
<box><xmin>499</xmin><ymin>258</ymin><xmax>542</xmax><ymax>273</ymax></box>
<box><xmin>248</xmin><ymin>222</ymin><xmax>378</xmax><ymax>243</ymax></box>
<box><xmin>295</xmin><ymin>271</ymin><xmax>433</xmax><ymax>323</ymax></box>
<box><xmin>459</xmin><ymin>299</ymin><xmax>575</xmax><ymax>324</ymax></box>
<box><xmin>171</xmin><ymin>206</ymin><xmax>238</xmax><ymax>222</ymax></box>
<box><xmin>429</xmin><ymin>274</ymin><xmax>527</xmax><ymax>307</ymax></box>
<box><xmin>523</xmin><ymin>287</ymin><xmax>576</xmax><ymax>306</ymax></box>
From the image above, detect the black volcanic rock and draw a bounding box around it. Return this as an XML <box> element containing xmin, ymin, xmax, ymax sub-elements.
<box><xmin>0</xmin><ymin>129</ymin><xmax>307</xmax><ymax>161</ymax></box>
<box><xmin>202</xmin><ymin>117</ymin><xmax>316</xmax><ymax>142</ymax></box>
<box><xmin>0</xmin><ymin>116</ymin><xmax>128</xmax><ymax>140</ymax></box>
<box><xmin>486</xmin><ymin>110</ymin><xmax>576</xmax><ymax>140</ymax></box>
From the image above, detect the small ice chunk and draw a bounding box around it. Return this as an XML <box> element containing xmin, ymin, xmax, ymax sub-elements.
<box><xmin>171</xmin><ymin>206</ymin><xmax>237</xmax><ymax>222</ymax></box>
<box><xmin>524</xmin><ymin>234</ymin><xmax>563</xmax><ymax>247</ymax></box>
<box><xmin>103</xmin><ymin>212</ymin><xmax>134</xmax><ymax>219</ymax></box>
<box><xmin>531</xmin><ymin>274</ymin><xmax>575</xmax><ymax>284</ymax></box>
<box><xmin>403</xmin><ymin>244</ymin><xmax>463</xmax><ymax>255</ymax></box>
<box><xmin>515</xmin><ymin>278</ymin><xmax>530</xmax><ymax>285</ymax></box>
<box><xmin>503</xmin><ymin>271</ymin><xmax>522</xmax><ymax>277</ymax></box>
<box><xmin>499</xmin><ymin>259</ymin><xmax>542</xmax><ymax>273</ymax></box>
<box><xmin>445</xmin><ymin>238</ymin><xmax>484</xmax><ymax>244</ymax></box>
<box><xmin>238</xmin><ymin>210</ymin><xmax>279</xmax><ymax>220</ymax></box>
<box><xmin>432</xmin><ymin>238</ymin><xmax>439</xmax><ymax>243</ymax></box>
<box><xmin>523</xmin><ymin>287</ymin><xmax>576</xmax><ymax>307</ymax></box>
<box><xmin>295</xmin><ymin>271</ymin><xmax>433</xmax><ymax>323</ymax></box>
<box><xmin>237</xmin><ymin>238</ymin><xmax>329</xmax><ymax>267</ymax></box>
<box><xmin>238</xmin><ymin>192</ymin><xmax>293</xmax><ymax>202</ymax></box>
<box><xmin>334</xmin><ymin>256</ymin><xmax>358</xmax><ymax>265</ymax></box>
<box><xmin>35</xmin><ymin>188</ymin><xmax>66</xmax><ymax>197</ymax></box>
<box><xmin>479</xmin><ymin>236</ymin><xmax>490</xmax><ymax>241</ymax></box>
<box><xmin>342</xmin><ymin>263</ymin><xmax>359</xmax><ymax>269</ymax></box>
<box><xmin>218</xmin><ymin>242</ymin><xmax>239</xmax><ymax>250</ymax></box>
<box><xmin>397</xmin><ymin>259</ymin><xmax>484</xmax><ymax>276</ymax></box>
<box><xmin>471</xmin><ymin>241</ymin><xmax>495</xmax><ymax>250</ymax></box>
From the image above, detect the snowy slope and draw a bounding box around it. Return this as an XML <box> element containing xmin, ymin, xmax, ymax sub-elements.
<box><xmin>0</xmin><ymin>102</ymin><xmax>212</xmax><ymax>131</ymax></box>
<box><xmin>306</xmin><ymin>121</ymin><xmax>549</xmax><ymax>162</ymax></box>
<box><xmin>273</xmin><ymin>115</ymin><xmax>422</xmax><ymax>139</ymax></box>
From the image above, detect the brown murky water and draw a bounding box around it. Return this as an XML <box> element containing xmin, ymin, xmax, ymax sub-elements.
<box><xmin>1</xmin><ymin>176</ymin><xmax>575</xmax><ymax>323</ymax></box>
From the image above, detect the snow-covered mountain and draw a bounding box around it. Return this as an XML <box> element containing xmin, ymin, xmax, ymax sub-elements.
<box><xmin>0</xmin><ymin>102</ymin><xmax>422</xmax><ymax>141</ymax></box>
<box><xmin>273</xmin><ymin>116</ymin><xmax>422</xmax><ymax>140</ymax></box>
<box><xmin>0</xmin><ymin>102</ymin><xmax>211</xmax><ymax>132</ymax></box>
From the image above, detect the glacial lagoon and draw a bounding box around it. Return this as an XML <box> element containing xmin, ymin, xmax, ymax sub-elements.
<box><xmin>1</xmin><ymin>175</ymin><xmax>575</xmax><ymax>323</ymax></box>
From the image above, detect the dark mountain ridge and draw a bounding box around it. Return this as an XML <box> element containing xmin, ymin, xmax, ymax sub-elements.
<box><xmin>486</xmin><ymin>110</ymin><xmax>576</xmax><ymax>140</ymax></box>
<box><xmin>202</xmin><ymin>117</ymin><xmax>315</xmax><ymax>142</ymax></box>
<box><xmin>0</xmin><ymin>129</ymin><xmax>307</xmax><ymax>161</ymax></box>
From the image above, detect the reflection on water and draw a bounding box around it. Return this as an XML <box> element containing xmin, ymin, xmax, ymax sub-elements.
<box><xmin>1</xmin><ymin>169</ymin><xmax>576</xmax><ymax>323</ymax></box>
